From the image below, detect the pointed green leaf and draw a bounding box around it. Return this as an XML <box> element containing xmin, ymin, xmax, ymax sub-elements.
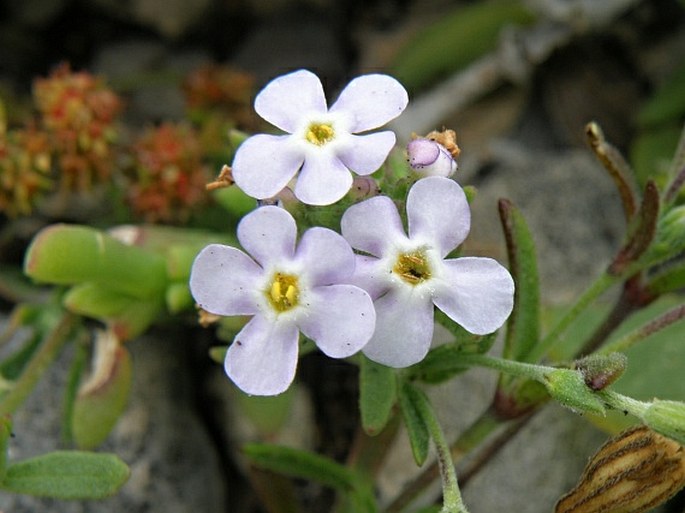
<box><xmin>637</xmin><ymin>62</ymin><xmax>685</xmax><ymax>128</ymax></box>
<box><xmin>391</xmin><ymin>0</ymin><xmax>535</xmax><ymax>90</ymax></box>
<box><xmin>0</xmin><ymin>451</ymin><xmax>129</xmax><ymax>499</ymax></box>
<box><xmin>498</xmin><ymin>199</ymin><xmax>540</xmax><ymax>362</ymax></box>
<box><xmin>24</xmin><ymin>224</ymin><xmax>167</xmax><ymax>299</ymax></box>
<box><xmin>243</xmin><ymin>444</ymin><xmax>358</xmax><ymax>492</ymax></box>
<box><xmin>630</xmin><ymin>124</ymin><xmax>681</xmax><ymax>191</ymax></box>
<box><xmin>398</xmin><ymin>381</ymin><xmax>430</xmax><ymax>466</ymax></box>
<box><xmin>359</xmin><ymin>356</ymin><xmax>396</xmax><ymax>435</ymax></box>
<box><xmin>0</xmin><ymin>416</ymin><xmax>11</xmax><ymax>480</ymax></box>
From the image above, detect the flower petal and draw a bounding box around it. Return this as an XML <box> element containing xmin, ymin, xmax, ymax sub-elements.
<box><xmin>294</xmin><ymin>227</ymin><xmax>355</xmax><ymax>286</ymax></box>
<box><xmin>293</xmin><ymin>152</ymin><xmax>353</xmax><ymax>205</ymax></box>
<box><xmin>189</xmin><ymin>244</ymin><xmax>262</xmax><ymax>316</ymax></box>
<box><xmin>433</xmin><ymin>257</ymin><xmax>514</xmax><ymax>335</ymax></box>
<box><xmin>362</xmin><ymin>288</ymin><xmax>434</xmax><ymax>367</ymax></box>
<box><xmin>349</xmin><ymin>254</ymin><xmax>391</xmax><ymax>300</ymax></box>
<box><xmin>407</xmin><ymin>176</ymin><xmax>470</xmax><ymax>257</ymax></box>
<box><xmin>237</xmin><ymin>205</ymin><xmax>297</xmax><ymax>267</ymax></box>
<box><xmin>341</xmin><ymin>195</ymin><xmax>406</xmax><ymax>257</ymax></box>
<box><xmin>254</xmin><ymin>69</ymin><xmax>327</xmax><ymax>133</ymax></box>
<box><xmin>337</xmin><ymin>132</ymin><xmax>396</xmax><ymax>175</ymax></box>
<box><xmin>298</xmin><ymin>284</ymin><xmax>376</xmax><ymax>358</ymax></box>
<box><xmin>225</xmin><ymin>315</ymin><xmax>300</xmax><ymax>396</ymax></box>
<box><xmin>329</xmin><ymin>74</ymin><xmax>408</xmax><ymax>133</ymax></box>
<box><xmin>232</xmin><ymin>134</ymin><xmax>304</xmax><ymax>200</ymax></box>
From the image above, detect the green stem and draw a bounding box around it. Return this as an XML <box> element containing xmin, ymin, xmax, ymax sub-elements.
<box><xmin>453</xmin><ymin>353</ymin><xmax>549</xmax><ymax>382</ymax></box>
<box><xmin>597</xmin><ymin>389</ymin><xmax>649</xmax><ymax>418</ymax></box>
<box><xmin>385</xmin><ymin>408</ymin><xmax>502</xmax><ymax>513</ymax></box>
<box><xmin>0</xmin><ymin>312</ymin><xmax>78</xmax><ymax>416</ymax></box>
<box><xmin>412</xmin><ymin>389</ymin><xmax>469</xmax><ymax>513</ymax></box>
<box><xmin>526</xmin><ymin>272</ymin><xmax>619</xmax><ymax>363</ymax></box>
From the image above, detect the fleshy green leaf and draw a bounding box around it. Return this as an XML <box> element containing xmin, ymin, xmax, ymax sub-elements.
<box><xmin>498</xmin><ymin>199</ymin><xmax>540</xmax><ymax>363</ymax></box>
<box><xmin>63</xmin><ymin>284</ymin><xmax>135</xmax><ymax>318</ymax></box>
<box><xmin>165</xmin><ymin>282</ymin><xmax>194</xmax><ymax>314</ymax></box>
<box><xmin>64</xmin><ymin>284</ymin><xmax>164</xmax><ymax>340</ymax></box>
<box><xmin>391</xmin><ymin>0</ymin><xmax>535</xmax><ymax>90</ymax></box>
<box><xmin>398</xmin><ymin>381</ymin><xmax>430</xmax><ymax>466</ymax></box>
<box><xmin>24</xmin><ymin>224</ymin><xmax>167</xmax><ymax>299</ymax></box>
<box><xmin>0</xmin><ymin>451</ymin><xmax>129</xmax><ymax>499</ymax></box>
<box><xmin>243</xmin><ymin>443</ymin><xmax>357</xmax><ymax>492</ymax></box>
<box><xmin>359</xmin><ymin>356</ymin><xmax>396</xmax><ymax>435</ymax></box>
<box><xmin>72</xmin><ymin>339</ymin><xmax>132</xmax><ymax>450</ymax></box>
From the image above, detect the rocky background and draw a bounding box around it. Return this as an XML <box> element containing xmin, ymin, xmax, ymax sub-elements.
<box><xmin>1</xmin><ymin>0</ymin><xmax>685</xmax><ymax>512</ymax></box>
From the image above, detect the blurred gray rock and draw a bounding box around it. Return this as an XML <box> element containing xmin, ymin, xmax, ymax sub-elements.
<box><xmin>0</xmin><ymin>320</ymin><xmax>226</xmax><ymax>513</ymax></box>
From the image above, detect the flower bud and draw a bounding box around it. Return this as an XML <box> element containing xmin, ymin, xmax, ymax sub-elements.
<box><xmin>574</xmin><ymin>352</ymin><xmax>627</xmax><ymax>391</ymax></box>
<box><xmin>643</xmin><ymin>399</ymin><xmax>685</xmax><ymax>446</ymax></box>
<box><xmin>407</xmin><ymin>138</ymin><xmax>457</xmax><ymax>177</ymax></box>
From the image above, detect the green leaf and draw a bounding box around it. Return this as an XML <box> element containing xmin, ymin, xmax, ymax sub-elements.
<box><xmin>71</xmin><ymin>342</ymin><xmax>132</xmax><ymax>450</ymax></box>
<box><xmin>629</xmin><ymin>124</ymin><xmax>682</xmax><ymax>189</ymax></box>
<box><xmin>243</xmin><ymin>443</ymin><xmax>358</xmax><ymax>492</ymax></box>
<box><xmin>63</xmin><ymin>283</ymin><xmax>135</xmax><ymax>318</ymax></box>
<box><xmin>64</xmin><ymin>284</ymin><xmax>164</xmax><ymax>340</ymax></box>
<box><xmin>405</xmin><ymin>342</ymin><xmax>472</xmax><ymax>383</ymax></box>
<box><xmin>24</xmin><ymin>224</ymin><xmax>167</xmax><ymax>299</ymax></box>
<box><xmin>498</xmin><ymin>199</ymin><xmax>540</xmax><ymax>363</ymax></box>
<box><xmin>233</xmin><ymin>386</ymin><xmax>295</xmax><ymax>437</ymax></box>
<box><xmin>0</xmin><ymin>451</ymin><xmax>129</xmax><ymax>499</ymax></box>
<box><xmin>637</xmin><ymin>61</ymin><xmax>685</xmax><ymax>128</ymax></box>
<box><xmin>398</xmin><ymin>381</ymin><xmax>430</xmax><ymax>466</ymax></box>
<box><xmin>391</xmin><ymin>0</ymin><xmax>535</xmax><ymax>90</ymax></box>
<box><xmin>212</xmin><ymin>184</ymin><xmax>257</xmax><ymax>219</ymax></box>
<box><xmin>165</xmin><ymin>282</ymin><xmax>194</xmax><ymax>314</ymax></box>
<box><xmin>359</xmin><ymin>356</ymin><xmax>396</xmax><ymax>435</ymax></box>
<box><xmin>0</xmin><ymin>416</ymin><xmax>11</xmax><ymax>480</ymax></box>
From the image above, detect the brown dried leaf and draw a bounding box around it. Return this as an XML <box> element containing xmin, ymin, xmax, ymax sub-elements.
<box><xmin>555</xmin><ymin>425</ymin><xmax>685</xmax><ymax>513</ymax></box>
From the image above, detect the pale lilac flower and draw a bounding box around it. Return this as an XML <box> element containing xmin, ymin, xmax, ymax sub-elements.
<box><xmin>407</xmin><ymin>138</ymin><xmax>457</xmax><ymax>177</ymax></box>
<box><xmin>341</xmin><ymin>176</ymin><xmax>514</xmax><ymax>368</ymax></box>
<box><xmin>232</xmin><ymin>69</ymin><xmax>408</xmax><ymax>206</ymax></box>
<box><xmin>190</xmin><ymin>206</ymin><xmax>376</xmax><ymax>395</ymax></box>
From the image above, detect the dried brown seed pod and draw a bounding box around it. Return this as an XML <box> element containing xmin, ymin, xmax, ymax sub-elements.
<box><xmin>555</xmin><ymin>425</ymin><xmax>685</xmax><ymax>513</ymax></box>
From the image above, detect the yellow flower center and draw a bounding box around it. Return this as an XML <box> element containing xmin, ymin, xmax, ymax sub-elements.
<box><xmin>266</xmin><ymin>272</ymin><xmax>300</xmax><ymax>312</ymax></box>
<box><xmin>305</xmin><ymin>122</ymin><xmax>335</xmax><ymax>146</ymax></box>
<box><xmin>393</xmin><ymin>249</ymin><xmax>432</xmax><ymax>285</ymax></box>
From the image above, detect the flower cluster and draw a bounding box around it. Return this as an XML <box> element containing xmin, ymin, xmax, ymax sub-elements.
<box><xmin>190</xmin><ymin>69</ymin><xmax>514</xmax><ymax>395</ymax></box>
<box><xmin>0</xmin><ymin>125</ymin><xmax>52</xmax><ymax>217</ymax></box>
<box><xmin>128</xmin><ymin>123</ymin><xmax>210</xmax><ymax>223</ymax></box>
<box><xmin>33</xmin><ymin>63</ymin><xmax>122</xmax><ymax>192</ymax></box>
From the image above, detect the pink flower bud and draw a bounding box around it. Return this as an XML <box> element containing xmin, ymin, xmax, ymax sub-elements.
<box><xmin>407</xmin><ymin>138</ymin><xmax>457</xmax><ymax>177</ymax></box>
